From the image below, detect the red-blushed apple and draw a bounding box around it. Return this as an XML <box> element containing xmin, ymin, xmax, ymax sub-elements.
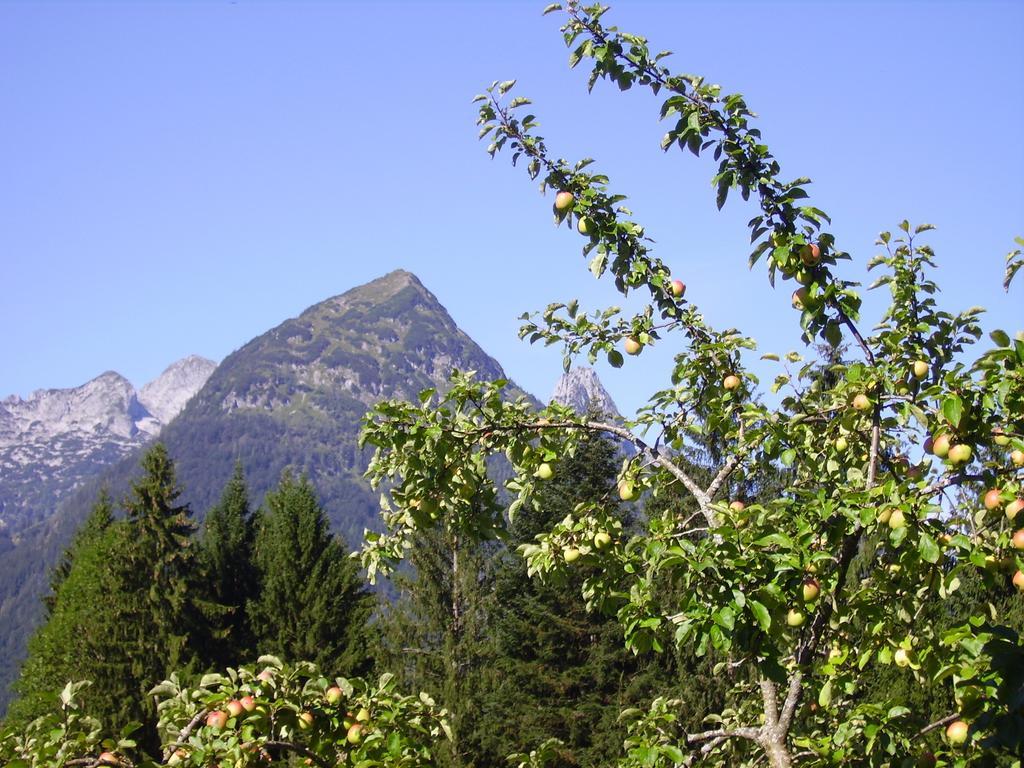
<box><xmin>791</xmin><ymin>287</ymin><xmax>809</xmax><ymax>310</ymax></box>
<box><xmin>852</xmin><ymin>394</ymin><xmax>871</xmax><ymax>411</ymax></box>
<box><xmin>326</xmin><ymin>686</ymin><xmax>343</xmax><ymax>705</ymax></box>
<box><xmin>1012</xmin><ymin>449</ymin><xmax>1024</xmax><ymax>467</ymax></box>
<box><xmin>240</xmin><ymin>695</ymin><xmax>256</xmax><ymax>712</ymax></box>
<box><xmin>948</xmin><ymin>444</ymin><xmax>972</xmax><ymax>465</ymax></box>
<box><xmin>723</xmin><ymin>374</ymin><xmax>741</xmax><ymax>390</ymax></box>
<box><xmin>800</xmin><ymin>243</ymin><xmax>821</xmax><ymax>266</ymax></box>
<box><xmin>535</xmin><ymin>462</ymin><xmax>553</xmax><ymax>480</ymax></box>
<box><xmin>298</xmin><ymin>711</ymin><xmax>314</xmax><ymax>730</ymax></box>
<box><xmin>1014</xmin><ymin>570</ymin><xmax>1024</xmax><ymax>592</ymax></box>
<box><xmin>888</xmin><ymin>509</ymin><xmax>907</xmax><ymax>529</ymax></box>
<box><xmin>206</xmin><ymin>710</ymin><xmax>228</xmax><ymax>731</ymax></box>
<box><xmin>729</xmin><ymin>500</ymin><xmax>746</xmax><ymax>512</ymax></box>
<box><xmin>257</xmin><ymin>669</ymin><xmax>274</xmax><ymax>683</ymax></box>
<box><xmin>1011</xmin><ymin>529</ymin><xmax>1024</xmax><ymax>550</ymax></box>
<box><xmin>226</xmin><ymin>699</ymin><xmax>244</xmax><ymax>718</ymax></box>
<box><xmin>618</xmin><ymin>480</ymin><xmax>636</xmax><ymax>501</ymax></box>
<box><xmin>594</xmin><ymin>531</ymin><xmax>612</xmax><ymax>549</ymax></box>
<box><xmin>670</xmin><ymin>279</ymin><xmax>686</xmax><ymax>298</ymax></box>
<box><xmin>802</xmin><ymin>578</ymin><xmax>820</xmax><ymax>602</ymax></box>
<box><xmin>984</xmin><ymin>489</ymin><xmax>1003</xmax><ymax>510</ymax></box>
<box><xmin>911</xmin><ymin>360</ymin><xmax>929</xmax><ymax>379</ymax></box>
<box><xmin>624</xmin><ymin>337</ymin><xmax>643</xmax><ymax>355</ymax></box>
<box><xmin>932</xmin><ymin>434</ymin><xmax>951</xmax><ymax>458</ymax></box>
<box><xmin>554</xmin><ymin>191</ymin><xmax>574</xmax><ymax>211</ymax></box>
<box><xmin>347</xmin><ymin>723</ymin><xmax>364</xmax><ymax>744</ymax></box>
<box><xmin>786</xmin><ymin>609</ymin><xmax>806</xmax><ymax>628</ymax></box>
<box><xmin>563</xmin><ymin>547</ymin><xmax>581</xmax><ymax>564</ymax></box>
<box><xmin>945</xmin><ymin>720</ymin><xmax>968</xmax><ymax>746</ymax></box>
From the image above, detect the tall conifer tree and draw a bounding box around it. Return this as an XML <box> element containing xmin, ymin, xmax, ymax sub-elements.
<box><xmin>249</xmin><ymin>472</ymin><xmax>372</xmax><ymax>677</ymax></box>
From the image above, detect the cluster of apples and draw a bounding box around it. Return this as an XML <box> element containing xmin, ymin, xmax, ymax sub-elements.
<box><xmin>985</xmin><ymin>487</ymin><xmax>1024</xmax><ymax>593</ymax></box>
<box><xmin>623</xmin><ymin>273</ymin><xmax>686</xmax><ymax>357</ymax></box>
<box><xmin>787</xmin><ymin>242</ymin><xmax>823</xmax><ymax>311</ymax></box>
<box><xmin>325</xmin><ymin>686</ymin><xmax>373</xmax><ymax>745</ymax></box>
<box><xmin>786</xmin><ymin>575</ymin><xmax>822</xmax><ymax>629</ymax></box>
<box><xmin>922</xmin><ymin>432</ymin><xmax>974</xmax><ymax>466</ymax></box>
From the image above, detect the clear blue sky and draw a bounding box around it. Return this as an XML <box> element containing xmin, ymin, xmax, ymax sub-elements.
<box><xmin>2</xmin><ymin>1</ymin><xmax>1022</xmax><ymax>418</ymax></box>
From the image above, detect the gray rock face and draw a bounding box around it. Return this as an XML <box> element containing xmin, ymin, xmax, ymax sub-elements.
<box><xmin>139</xmin><ymin>355</ymin><xmax>217</xmax><ymax>425</ymax></box>
<box><xmin>550</xmin><ymin>366</ymin><xmax>622</xmax><ymax>419</ymax></box>
<box><xmin>0</xmin><ymin>357</ymin><xmax>214</xmax><ymax>535</ymax></box>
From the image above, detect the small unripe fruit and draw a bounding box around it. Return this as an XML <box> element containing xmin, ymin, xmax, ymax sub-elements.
<box><xmin>729</xmin><ymin>500</ymin><xmax>746</xmax><ymax>512</ymax></box>
<box><xmin>800</xmin><ymin>243</ymin><xmax>821</xmax><ymax>266</ymax></box>
<box><xmin>947</xmin><ymin>444</ymin><xmax>972</xmax><ymax>465</ymax></box>
<box><xmin>932</xmin><ymin>434</ymin><xmax>951</xmax><ymax>458</ymax></box>
<box><xmin>1014</xmin><ymin>570</ymin><xmax>1024</xmax><ymax>592</ymax></box>
<box><xmin>791</xmin><ymin>287</ymin><xmax>809</xmax><ymax>310</ymax></box>
<box><xmin>325</xmin><ymin>687</ymin><xmax>343</xmax><ymax>705</ymax></box>
<box><xmin>802</xmin><ymin>578</ymin><xmax>820</xmax><ymax>602</ymax></box>
<box><xmin>535</xmin><ymin>463</ymin><xmax>554</xmax><ymax>480</ymax></box>
<box><xmin>577</xmin><ymin>217</ymin><xmax>594</xmax><ymax>236</ymax></box>
<box><xmin>563</xmin><ymin>547</ymin><xmax>581</xmax><ymax>563</ymax></box>
<box><xmin>877</xmin><ymin>508</ymin><xmax>892</xmax><ymax>525</ymax></box>
<box><xmin>1012</xmin><ymin>449</ymin><xmax>1024</xmax><ymax>467</ymax></box>
<box><xmin>670</xmin><ymin>279</ymin><xmax>686</xmax><ymax>298</ymax></box>
<box><xmin>786</xmin><ymin>609</ymin><xmax>806</xmax><ymax>628</ymax></box>
<box><xmin>554</xmin><ymin>191</ymin><xmax>574</xmax><ymax>211</ymax></box>
<box><xmin>356</xmin><ymin>707</ymin><xmax>371</xmax><ymax>722</ymax></box>
<box><xmin>1009</xmin><ymin>500</ymin><xmax>1024</xmax><ymax>523</ymax></box>
<box><xmin>618</xmin><ymin>480</ymin><xmax>636</xmax><ymax>501</ymax></box>
<box><xmin>347</xmin><ymin>723</ymin><xmax>364</xmax><ymax>744</ymax></box>
<box><xmin>945</xmin><ymin>720</ymin><xmax>969</xmax><ymax>746</ymax></box>
<box><xmin>888</xmin><ymin>509</ymin><xmax>907</xmax><ymax>530</ymax></box>
<box><xmin>911</xmin><ymin>360</ymin><xmax>929</xmax><ymax>379</ymax></box>
<box><xmin>852</xmin><ymin>394</ymin><xmax>871</xmax><ymax>411</ymax></box>
<box><xmin>298</xmin><ymin>711</ymin><xmax>315</xmax><ymax>730</ymax></box>
<box><xmin>723</xmin><ymin>374</ymin><xmax>741</xmax><ymax>390</ymax></box>
<box><xmin>834</xmin><ymin>436</ymin><xmax>848</xmax><ymax>452</ymax></box>
<box><xmin>993</xmin><ymin>428</ymin><xmax>1011</xmax><ymax>446</ymax></box>
<box><xmin>593</xmin><ymin>531</ymin><xmax>612</xmax><ymax>549</ymax></box>
<box><xmin>1011</xmin><ymin>529</ymin><xmax>1024</xmax><ymax>550</ymax></box>
<box><xmin>894</xmin><ymin>648</ymin><xmax>911</xmax><ymax>668</ymax></box>
<box><xmin>983</xmin><ymin>489</ymin><xmax>1002</xmax><ymax>510</ymax></box>
<box><xmin>226</xmin><ymin>699</ymin><xmax>244</xmax><ymax>718</ymax></box>
<box><xmin>624</xmin><ymin>337</ymin><xmax>643</xmax><ymax>355</ymax></box>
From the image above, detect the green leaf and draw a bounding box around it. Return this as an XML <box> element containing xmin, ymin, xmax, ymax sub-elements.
<box><xmin>818</xmin><ymin>679</ymin><xmax>833</xmax><ymax>708</ymax></box>
<box><xmin>942</xmin><ymin>395</ymin><xmax>963</xmax><ymax>428</ymax></box>
<box><xmin>749</xmin><ymin>600</ymin><xmax>771</xmax><ymax>632</ymax></box>
<box><xmin>542</xmin><ymin>3</ymin><xmax>562</xmax><ymax>14</ymax></box>
<box><xmin>607</xmin><ymin>349</ymin><xmax>624</xmax><ymax>368</ymax></box>
<box><xmin>918</xmin><ymin>533</ymin><xmax>940</xmax><ymax>564</ymax></box>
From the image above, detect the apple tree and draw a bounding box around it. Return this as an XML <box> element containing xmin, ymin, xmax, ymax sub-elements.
<box><xmin>0</xmin><ymin>659</ymin><xmax>450</xmax><ymax>767</ymax></box>
<box><xmin>358</xmin><ymin>2</ymin><xmax>1024</xmax><ymax>766</ymax></box>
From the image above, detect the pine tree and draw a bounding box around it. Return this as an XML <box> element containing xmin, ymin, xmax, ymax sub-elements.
<box><xmin>376</xmin><ymin>525</ymin><xmax>495</xmax><ymax>768</ymax></box>
<box><xmin>248</xmin><ymin>472</ymin><xmax>372</xmax><ymax>677</ymax></box>
<box><xmin>197</xmin><ymin>462</ymin><xmax>259</xmax><ymax>668</ymax></box>
<box><xmin>43</xmin><ymin>487</ymin><xmax>114</xmax><ymax>616</ymax></box>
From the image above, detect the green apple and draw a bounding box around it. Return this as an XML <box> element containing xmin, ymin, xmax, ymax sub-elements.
<box><xmin>894</xmin><ymin>648</ymin><xmax>911</xmax><ymax>667</ymax></box>
<box><xmin>298</xmin><ymin>711</ymin><xmax>314</xmax><ymax>730</ymax></box>
<box><xmin>877</xmin><ymin>508</ymin><xmax>892</xmax><ymax>525</ymax></box>
<box><xmin>932</xmin><ymin>434</ymin><xmax>951</xmax><ymax>458</ymax></box>
<box><xmin>554</xmin><ymin>191</ymin><xmax>574</xmax><ymax>211</ymax></box>
<box><xmin>945</xmin><ymin>719</ymin><xmax>968</xmax><ymax>746</ymax></box>
<box><xmin>624</xmin><ymin>337</ymin><xmax>643</xmax><ymax>355</ymax></box>
<box><xmin>786</xmin><ymin>609</ymin><xmax>806</xmax><ymax>628</ymax></box>
<box><xmin>618</xmin><ymin>480</ymin><xmax>636</xmax><ymax>501</ymax></box>
<box><xmin>993</xmin><ymin>428</ymin><xmax>1011</xmax><ymax>446</ymax></box>
<box><xmin>852</xmin><ymin>394</ymin><xmax>871</xmax><ymax>411</ymax></box>
<box><xmin>356</xmin><ymin>707</ymin><xmax>371</xmax><ymax>722</ymax></box>
<box><xmin>1008</xmin><ymin>499</ymin><xmax>1024</xmax><ymax>521</ymax></box>
<box><xmin>947</xmin><ymin>444</ymin><xmax>972</xmax><ymax>465</ymax></box>
<box><xmin>911</xmin><ymin>360</ymin><xmax>929</xmax><ymax>379</ymax></box>
<box><xmin>1012</xmin><ymin>449</ymin><xmax>1024</xmax><ymax>467</ymax></box>
<box><xmin>802</xmin><ymin>578</ymin><xmax>820</xmax><ymax>602</ymax></box>
<box><xmin>983</xmin><ymin>489</ymin><xmax>1002</xmax><ymax>510</ymax></box>
<box><xmin>834</xmin><ymin>436</ymin><xmax>848</xmax><ymax>452</ymax></box>
<box><xmin>723</xmin><ymin>374</ymin><xmax>741</xmax><ymax>390</ymax></box>
<box><xmin>800</xmin><ymin>242</ymin><xmax>821</xmax><ymax>266</ymax></box>
<box><xmin>563</xmin><ymin>547</ymin><xmax>581</xmax><ymax>563</ymax></box>
<box><xmin>577</xmin><ymin>217</ymin><xmax>594</xmax><ymax>235</ymax></box>
<box><xmin>535</xmin><ymin>463</ymin><xmax>553</xmax><ymax>480</ymax></box>
<box><xmin>325</xmin><ymin>687</ymin><xmax>343</xmax><ymax>705</ymax></box>
<box><xmin>594</xmin><ymin>531</ymin><xmax>612</xmax><ymax>549</ymax></box>
<box><xmin>888</xmin><ymin>509</ymin><xmax>906</xmax><ymax>530</ymax></box>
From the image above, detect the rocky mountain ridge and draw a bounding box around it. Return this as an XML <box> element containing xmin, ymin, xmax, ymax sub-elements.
<box><xmin>550</xmin><ymin>366</ymin><xmax>623</xmax><ymax>419</ymax></box>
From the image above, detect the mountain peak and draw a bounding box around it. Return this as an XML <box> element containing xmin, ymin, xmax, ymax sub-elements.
<box><xmin>139</xmin><ymin>356</ymin><xmax>217</xmax><ymax>424</ymax></box>
<box><xmin>550</xmin><ymin>367</ymin><xmax>622</xmax><ymax>419</ymax></box>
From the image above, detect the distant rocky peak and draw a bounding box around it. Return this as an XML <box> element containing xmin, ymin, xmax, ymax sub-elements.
<box><xmin>139</xmin><ymin>355</ymin><xmax>217</xmax><ymax>424</ymax></box>
<box><xmin>550</xmin><ymin>366</ymin><xmax>622</xmax><ymax>419</ymax></box>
